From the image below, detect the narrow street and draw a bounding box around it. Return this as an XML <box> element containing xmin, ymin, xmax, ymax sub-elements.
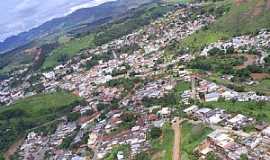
<box><xmin>172</xmin><ymin>117</ymin><xmax>181</xmax><ymax>160</ymax></box>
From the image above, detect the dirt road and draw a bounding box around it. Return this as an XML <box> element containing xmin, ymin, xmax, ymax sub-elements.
<box><xmin>172</xmin><ymin>117</ymin><xmax>181</xmax><ymax>160</ymax></box>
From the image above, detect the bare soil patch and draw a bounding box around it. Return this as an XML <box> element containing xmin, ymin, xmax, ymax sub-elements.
<box><xmin>4</xmin><ymin>138</ymin><xmax>24</xmax><ymax>160</ymax></box>
<box><xmin>251</xmin><ymin>73</ymin><xmax>270</xmax><ymax>81</ymax></box>
<box><xmin>235</xmin><ymin>54</ymin><xmax>257</xmax><ymax>69</ymax></box>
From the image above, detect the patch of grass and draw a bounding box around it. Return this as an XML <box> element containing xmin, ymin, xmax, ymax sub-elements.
<box><xmin>174</xmin><ymin>81</ymin><xmax>190</xmax><ymax>94</ymax></box>
<box><xmin>207</xmin><ymin>74</ymin><xmax>270</xmax><ymax>96</ymax></box>
<box><xmin>246</xmin><ymin>79</ymin><xmax>270</xmax><ymax>95</ymax></box>
<box><xmin>204</xmin><ymin>101</ymin><xmax>270</xmax><ymax>122</ymax></box>
<box><xmin>42</xmin><ymin>35</ymin><xmax>95</xmax><ymax>69</ymax></box>
<box><xmin>180</xmin><ymin>31</ymin><xmax>229</xmax><ymax>53</ymax></box>
<box><xmin>151</xmin><ymin>123</ymin><xmax>174</xmax><ymax>160</ymax></box>
<box><xmin>104</xmin><ymin>144</ymin><xmax>130</xmax><ymax>160</ymax></box>
<box><xmin>188</xmin><ymin>55</ymin><xmax>245</xmax><ymax>75</ymax></box>
<box><xmin>181</xmin><ymin>121</ymin><xmax>213</xmax><ymax>160</ymax></box>
<box><xmin>0</xmin><ymin>91</ymin><xmax>82</xmax><ymax>118</ymax></box>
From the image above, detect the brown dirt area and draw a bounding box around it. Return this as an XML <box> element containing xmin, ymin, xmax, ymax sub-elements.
<box><xmin>251</xmin><ymin>73</ymin><xmax>270</xmax><ymax>81</ymax></box>
<box><xmin>4</xmin><ymin>138</ymin><xmax>24</xmax><ymax>160</ymax></box>
<box><xmin>235</xmin><ymin>54</ymin><xmax>257</xmax><ymax>69</ymax></box>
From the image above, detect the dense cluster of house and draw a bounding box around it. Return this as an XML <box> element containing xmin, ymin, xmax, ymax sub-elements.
<box><xmin>19</xmin><ymin>119</ymin><xmax>78</xmax><ymax>160</ymax></box>
<box><xmin>179</xmin><ymin>71</ymin><xmax>270</xmax><ymax>104</ymax></box>
<box><xmin>135</xmin><ymin>79</ymin><xmax>175</xmax><ymax>100</ymax></box>
<box><xmin>201</xmin><ymin>30</ymin><xmax>270</xmax><ymax>64</ymax></box>
<box><xmin>183</xmin><ymin>104</ymin><xmax>270</xmax><ymax>160</ymax></box>
<box><xmin>3</xmin><ymin>1</ymin><xmax>270</xmax><ymax>160</ymax></box>
<box><xmin>6</xmin><ymin>4</ymin><xmax>217</xmax><ymax>160</ymax></box>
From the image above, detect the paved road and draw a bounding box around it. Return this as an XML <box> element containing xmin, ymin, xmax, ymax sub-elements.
<box><xmin>172</xmin><ymin>117</ymin><xmax>181</xmax><ymax>160</ymax></box>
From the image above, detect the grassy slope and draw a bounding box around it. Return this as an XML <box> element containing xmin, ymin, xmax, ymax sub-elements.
<box><xmin>151</xmin><ymin>123</ymin><xmax>174</xmax><ymax>160</ymax></box>
<box><xmin>181</xmin><ymin>121</ymin><xmax>213</xmax><ymax>160</ymax></box>
<box><xmin>204</xmin><ymin>101</ymin><xmax>270</xmax><ymax>122</ymax></box>
<box><xmin>0</xmin><ymin>91</ymin><xmax>82</xmax><ymax>152</ymax></box>
<box><xmin>180</xmin><ymin>0</ymin><xmax>270</xmax><ymax>52</ymax></box>
<box><xmin>0</xmin><ymin>91</ymin><xmax>82</xmax><ymax>118</ymax></box>
<box><xmin>42</xmin><ymin>35</ymin><xmax>95</xmax><ymax>69</ymax></box>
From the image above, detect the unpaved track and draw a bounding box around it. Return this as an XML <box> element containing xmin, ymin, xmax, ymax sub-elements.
<box><xmin>172</xmin><ymin>117</ymin><xmax>181</xmax><ymax>160</ymax></box>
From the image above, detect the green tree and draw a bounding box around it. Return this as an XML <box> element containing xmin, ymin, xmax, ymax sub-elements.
<box><xmin>206</xmin><ymin>152</ymin><xmax>217</xmax><ymax>160</ymax></box>
<box><xmin>149</xmin><ymin>127</ymin><xmax>162</xmax><ymax>139</ymax></box>
<box><xmin>240</xmin><ymin>154</ymin><xmax>248</xmax><ymax>160</ymax></box>
<box><xmin>134</xmin><ymin>152</ymin><xmax>150</xmax><ymax>160</ymax></box>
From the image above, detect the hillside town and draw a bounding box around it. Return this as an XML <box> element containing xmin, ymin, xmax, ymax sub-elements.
<box><xmin>0</xmin><ymin>1</ymin><xmax>270</xmax><ymax>160</ymax></box>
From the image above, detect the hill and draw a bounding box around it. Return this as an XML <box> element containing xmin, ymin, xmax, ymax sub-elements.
<box><xmin>0</xmin><ymin>91</ymin><xmax>82</xmax><ymax>153</ymax></box>
<box><xmin>0</xmin><ymin>0</ymin><xmax>158</xmax><ymax>76</ymax></box>
<box><xmin>169</xmin><ymin>0</ymin><xmax>270</xmax><ymax>53</ymax></box>
<box><xmin>0</xmin><ymin>1</ymin><xmax>173</xmax><ymax>75</ymax></box>
<box><xmin>0</xmin><ymin>0</ymin><xmax>155</xmax><ymax>54</ymax></box>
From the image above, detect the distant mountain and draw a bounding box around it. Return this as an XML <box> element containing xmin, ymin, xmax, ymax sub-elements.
<box><xmin>0</xmin><ymin>0</ymin><xmax>155</xmax><ymax>54</ymax></box>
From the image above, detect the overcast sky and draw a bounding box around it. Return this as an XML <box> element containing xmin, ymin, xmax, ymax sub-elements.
<box><xmin>0</xmin><ymin>0</ymin><xmax>115</xmax><ymax>42</ymax></box>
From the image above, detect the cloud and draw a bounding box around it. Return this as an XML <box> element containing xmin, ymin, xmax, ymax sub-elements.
<box><xmin>0</xmin><ymin>0</ymin><xmax>115</xmax><ymax>42</ymax></box>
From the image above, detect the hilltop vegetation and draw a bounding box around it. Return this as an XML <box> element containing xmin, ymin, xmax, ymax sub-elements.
<box><xmin>0</xmin><ymin>91</ymin><xmax>82</xmax><ymax>152</ymax></box>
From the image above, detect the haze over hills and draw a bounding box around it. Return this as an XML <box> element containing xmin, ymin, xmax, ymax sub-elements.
<box><xmin>0</xmin><ymin>0</ymin><xmax>155</xmax><ymax>54</ymax></box>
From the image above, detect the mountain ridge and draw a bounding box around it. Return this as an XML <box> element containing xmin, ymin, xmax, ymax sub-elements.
<box><xmin>0</xmin><ymin>0</ymin><xmax>155</xmax><ymax>54</ymax></box>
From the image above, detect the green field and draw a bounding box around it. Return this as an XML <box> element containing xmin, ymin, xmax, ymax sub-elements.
<box><xmin>174</xmin><ymin>81</ymin><xmax>190</xmax><ymax>94</ymax></box>
<box><xmin>42</xmin><ymin>35</ymin><xmax>96</xmax><ymax>69</ymax></box>
<box><xmin>204</xmin><ymin>101</ymin><xmax>270</xmax><ymax>122</ymax></box>
<box><xmin>181</xmin><ymin>121</ymin><xmax>213</xmax><ymax>160</ymax></box>
<box><xmin>0</xmin><ymin>91</ymin><xmax>82</xmax><ymax>152</ymax></box>
<box><xmin>151</xmin><ymin>123</ymin><xmax>174</xmax><ymax>160</ymax></box>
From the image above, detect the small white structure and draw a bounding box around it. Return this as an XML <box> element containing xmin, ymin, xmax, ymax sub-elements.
<box><xmin>42</xmin><ymin>71</ymin><xmax>55</xmax><ymax>80</ymax></box>
<box><xmin>205</xmin><ymin>92</ymin><xmax>220</xmax><ymax>102</ymax></box>
<box><xmin>262</xmin><ymin>126</ymin><xmax>270</xmax><ymax>137</ymax></box>
<box><xmin>158</xmin><ymin>107</ymin><xmax>171</xmax><ymax>118</ymax></box>
<box><xmin>183</xmin><ymin>105</ymin><xmax>199</xmax><ymax>115</ymax></box>
<box><xmin>117</xmin><ymin>151</ymin><xmax>124</xmax><ymax>160</ymax></box>
<box><xmin>88</xmin><ymin>133</ymin><xmax>98</xmax><ymax>146</ymax></box>
<box><xmin>228</xmin><ymin>114</ymin><xmax>246</xmax><ymax>124</ymax></box>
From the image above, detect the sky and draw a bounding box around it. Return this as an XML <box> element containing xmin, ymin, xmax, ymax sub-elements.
<box><xmin>0</xmin><ymin>0</ymin><xmax>115</xmax><ymax>42</ymax></box>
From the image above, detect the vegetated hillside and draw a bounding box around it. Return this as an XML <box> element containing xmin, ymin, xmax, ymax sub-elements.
<box><xmin>176</xmin><ymin>0</ymin><xmax>270</xmax><ymax>52</ymax></box>
<box><xmin>0</xmin><ymin>0</ymin><xmax>156</xmax><ymax>54</ymax></box>
<box><xmin>0</xmin><ymin>91</ymin><xmax>82</xmax><ymax>153</ymax></box>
